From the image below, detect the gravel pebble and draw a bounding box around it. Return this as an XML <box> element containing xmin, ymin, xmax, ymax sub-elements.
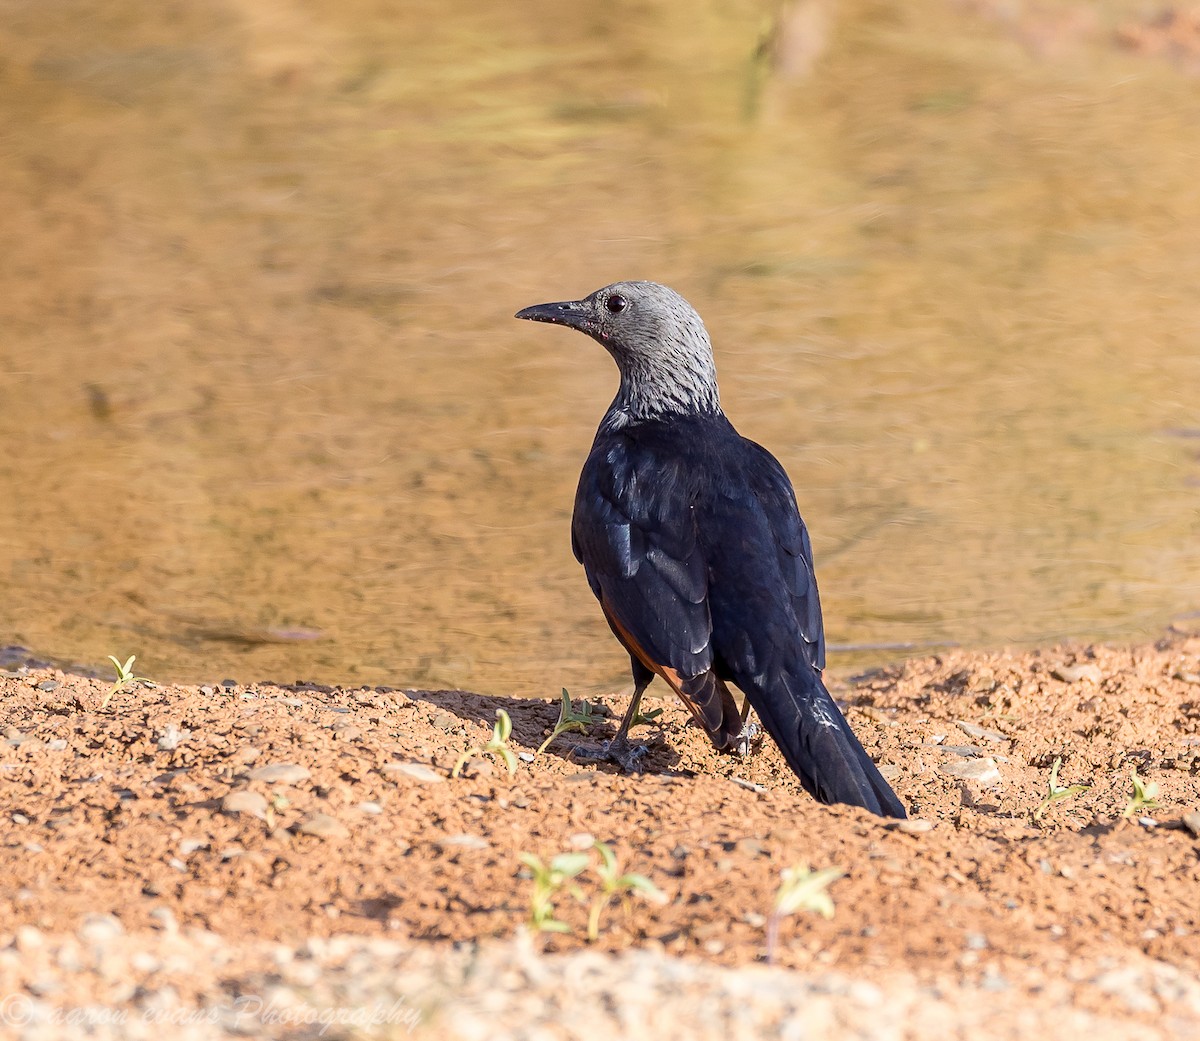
<box><xmin>940</xmin><ymin>758</ymin><xmax>1002</xmax><ymax>786</ymax></box>
<box><xmin>386</xmin><ymin>762</ymin><xmax>445</xmax><ymax>783</ymax></box>
<box><xmin>1052</xmin><ymin>663</ymin><xmax>1104</xmax><ymax>684</ymax></box>
<box><xmin>157</xmin><ymin>725</ymin><xmax>189</xmax><ymax>750</ymax></box>
<box><xmin>248</xmin><ymin>763</ymin><xmax>311</xmax><ymax>784</ymax></box>
<box><xmin>956</xmin><ymin>721</ymin><xmax>1008</xmax><ymax>743</ymax></box>
<box><xmin>896</xmin><ymin>818</ymin><xmax>934</xmax><ymax>834</ymax></box>
<box><xmin>940</xmin><ymin>744</ymin><xmax>983</xmax><ymax>758</ymax></box>
<box><xmin>440</xmin><ymin>833</ymin><xmax>489</xmax><ymax>850</ymax></box>
<box><xmin>221</xmin><ymin>790</ymin><xmax>269</xmax><ymax>819</ymax></box>
<box><xmin>292</xmin><ymin>813</ymin><xmax>349</xmax><ymax>839</ymax></box>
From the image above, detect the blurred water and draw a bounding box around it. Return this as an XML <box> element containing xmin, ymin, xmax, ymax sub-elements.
<box><xmin>1</xmin><ymin>0</ymin><xmax>1198</xmax><ymax>694</ymax></box>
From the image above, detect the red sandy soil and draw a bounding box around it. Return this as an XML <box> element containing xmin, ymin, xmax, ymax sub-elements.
<box><xmin>1</xmin><ymin>632</ymin><xmax>1199</xmax><ymax>1039</ymax></box>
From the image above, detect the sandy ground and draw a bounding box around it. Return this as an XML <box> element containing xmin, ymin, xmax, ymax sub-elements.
<box><xmin>1</xmin><ymin>632</ymin><xmax>1199</xmax><ymax>1039</ymax></box>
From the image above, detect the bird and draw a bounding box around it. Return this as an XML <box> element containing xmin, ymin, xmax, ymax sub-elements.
<box><xmin>515</xmin><ymin>281</ymin><xmax>906</xmax><ymax>818</ymax></box>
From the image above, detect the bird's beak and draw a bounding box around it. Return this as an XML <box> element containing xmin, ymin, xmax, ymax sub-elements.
<box><xmin>514</xmin><ymin>299</ymin><xmax>593</xmax><ymax>333</ymax></box>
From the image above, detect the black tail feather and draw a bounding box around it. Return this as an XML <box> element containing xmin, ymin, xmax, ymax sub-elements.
<box><xmin>742</xmin><ymin>664</ymin><xmax>906</xmax><ymax>818</ymax></box>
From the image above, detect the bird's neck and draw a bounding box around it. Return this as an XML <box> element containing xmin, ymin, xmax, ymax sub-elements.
<box><xmin>607</xmin><ymin>356</ymin><xmax>722</xmax><ymax>427</ymax></box>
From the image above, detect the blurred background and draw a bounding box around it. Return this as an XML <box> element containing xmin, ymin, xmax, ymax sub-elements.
<box><xmin>1</xmin><ymin>0</ymin><xmax>1198</xmax><ymax>695</ymax></box>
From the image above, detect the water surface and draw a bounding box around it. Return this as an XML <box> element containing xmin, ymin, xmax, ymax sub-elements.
<box><xmin>1</xmin><ymin>0</ymin><xmax>1198</xmax><ymax>694</ymax></box>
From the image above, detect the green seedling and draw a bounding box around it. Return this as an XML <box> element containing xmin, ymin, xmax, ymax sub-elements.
<box><xmin>100</xmin><ymin>654</ymin><xmax>149</xmax><ymax>709</ymax></box>
<box><xmin>766</xmin><ymin>863</ymin><xmax>843</xmax><ymax>963</ymax></box>
<box><xmin>518</xmin><ymin>851</ymin><xmax>590</xmax><ymax>933</ymax></box>
<box><xmin>586</xmin><ymin>840</ymin><xmax>666</xmax><ymax>942</ymax></box>
<box><xmin>452</xmin><ymin>708</ymin><xmax>518</xmax><ymax>777</ymax></box>
<box><xmin>1122</xmin><ymin>767</ymin><xmax>1161</xmax><ymax>818</ymax></box>
<box><xmin>628</xmin><ymin>705</ymin><xmax>664</xmax><ymax>729</ymax></box>
<box><xmin>1033</xmin><ymin>757</ymin><xmax>1091</xmax><ymax>820</ymax></box>
<box><xmin>537</xmin><ymin>688</ymin><xmax>597</xmax><ymax>754</ymax></box>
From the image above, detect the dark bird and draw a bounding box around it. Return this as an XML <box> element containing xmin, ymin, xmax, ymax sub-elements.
<box><xmin>515</xmin><ymin>281</ymin><xmax>906</xmax><ymax>818</ymax></box>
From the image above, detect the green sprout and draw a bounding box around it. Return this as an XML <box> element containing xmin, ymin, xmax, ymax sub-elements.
<box><xmin>586</xmin><ymin>840</ymin><xmax>666</xmax><ymax>942</ymax></box>
<box><xmin>452</xmin><ymin>708</ymin><xmax>518</xmax><ymax>777</ymax></box>
<box><xmin>1122</xmin><ymin>767</ymin><xmax>1161</xmax><ymax>818</ymax></box>
<box><xmin>629</xmin><ymin>705</ymin><xmax>664</xmax><ymax>729</ymax></box>
<box><xmin>537</xmin><ymin>688</ymin><xmax>597</xmax><ymax>754</ymax></box>
<box><xmin>1033</xmin><ymin>757</ymin><xmax>1091</xmax><ymax>820</ymax></box>
<box><xmin>766</xmin><ymin>864</ymin><xmax>843</xmax><ymax>963</ymax></box>
<box><xmin>518</xmin><ymin>851</ymin><xmax>590</xmax><ymax>933</ymax></box>
<box><xmin>100</xmin><ymin>654</ymin><xmax>149</xmax><ymax>709</ymax></box>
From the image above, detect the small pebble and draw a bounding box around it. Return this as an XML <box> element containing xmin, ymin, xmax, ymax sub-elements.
<box><xmin>440</xmin><ymin>833</ymin><xmax>489</xmax><ymax>850</ymax></box>
<box><xmin>386</xmin><ymin>762</ymin><xmax>445</xmax><ymax>783</ymax></box>
<box><xmin>956</xmin><ymin>720</ymin><xmax>1008</xmax><ymax>744</ymax></box>
<box><xmin>940</xmin><ymin>744</ymin><xmax>983</xmax><ymax>758</ymax></box>
<box><xmin>148</xmin><ymin>907</ymin><xmax>178</xmax><ymax>932</ymax></box>
<box><xmin>1182</xmin><ymin>811</ymin><xmax>1200</xmax><ymax>838</ymax></box>
<box><xmin>221</xmin><ymin>790</ymin><xmax>269</xmax><ymax>819</ymax></box>
<box><xmin>15</xmin><ymin>925</ymin><xmax>43</xmax><ymax>951</ymax></box>
<box><xmin>78</xmin><ymin>913</ymin><xmax>124</xmax><ymax>943</ymax></box>
<box><xmin>460</xmin><ymin>757</ymin><xmax>494</xmax><ymax>779</ymax></box>
<box><xmin>940</xmin><ymin>758</ymin><xmax>1002</xmax><ymax>786</ymax></box>
<box><xmin>896</xmin><ymin>818</ymin><xmax>934</xmax><ymax>834</ymax></box>
<box><xmin>293</xmin><ymin>813</ymin><xmax>350</xmax><ymax>839</ymax></box>
<box><xmin>157</xmin><ymin>724</ymin><xmax>189</xmax><ymax>751</ymax></box>
<box><xmin>248</xmin><ymin>763</ymin><xmax>311</xmax><ymax>784</ymax></box>
<box><xmin>1051</xmin><ymin>663</ymin><xmax>1103</xmax><ymax>684</ymax></box>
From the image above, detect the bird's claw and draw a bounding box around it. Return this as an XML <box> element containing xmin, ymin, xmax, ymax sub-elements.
<box><xmin>572</xmin><ymin>738</ymin><xmax>649</xmax><ymax>773</ymax></box>
<box><xmin>733</xmin><ymin>721</ymin><xmax>762</xmax><ymax>758</ymax></box>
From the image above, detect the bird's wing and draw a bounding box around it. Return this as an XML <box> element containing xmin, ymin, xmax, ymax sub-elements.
<box><xmin>572</xmin><ymin>435</ymin><xmax>735</xmax><ymax>735</ymax></box>
<box><xmin>742</xmin><ymin>440</ymin><xmax>826</xmax><ymax>671</ymax></box>
<box><xmin>703</xmin><ymin>442</ymin><xmax>903</xmax><ymax>816</ymax></box>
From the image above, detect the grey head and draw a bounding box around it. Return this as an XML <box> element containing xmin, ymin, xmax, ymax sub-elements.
<box><xmin>515</xmin><ymin>280</ymin><xmax>721</xmax><ymax>421</ymax></box>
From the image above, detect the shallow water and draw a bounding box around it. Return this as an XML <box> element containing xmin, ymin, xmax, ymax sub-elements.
<box><xmin>1</xmin><ymin>0</ymin><xmax>1198</xmax><ymax>695</ymax></box>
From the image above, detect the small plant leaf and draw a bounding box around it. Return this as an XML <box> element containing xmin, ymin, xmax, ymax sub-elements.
<box><xmin>549</xmin><ymin>852</ymin><xmax>590</xmax><ymax>878</ymax></box>
<box><xmin>100</xmin><ymin>653</ymin><xmax>149</xmax><ymax>709</ymax></box>
<box><xmin>537</xmin><ymin>689</ymin><xmax>596</xmax><ymax>755</ymax></box>
<box><xmin>614</xmin><ymin>872</ymin><xmax>665</xmax><ymax>899</ymax></box>
<box><xmin>1033</xmin><ymin>756</ymin><xmax>1091</xmax><ymax>820</ymax></box>
<box><xmin>1122</xmin><ymin>767</ymin><xmax>1161</xmax><ymax>818</ymax></box>
<box><xmin>773</xmin><ymin>864</ymin><xmax>843</xmax><ymax>919</ymax></box>
<box><xmin>629</xmin><ymin>706</ymin><xmax>663</xmax><ymax>729</ymax></box>
<box><xmin>593</xmin><ymin>840</ymin><xmax>618</xmax><ymax>877</ymax></box>
<box><xmin>492</xmin><ymin>708</ymin><xmax>512</xmax><ymax>745</ymax></box>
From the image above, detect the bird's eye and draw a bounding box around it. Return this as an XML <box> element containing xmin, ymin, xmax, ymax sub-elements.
<box><xmin>605</xmin><ymin>294</ymin><xmax>628</xmax><ymax>314</ymax></box>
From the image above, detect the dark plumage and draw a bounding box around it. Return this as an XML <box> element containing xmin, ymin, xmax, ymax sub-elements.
<box><xmin>515</xmin><ymin>281</ymin><xmax>906</xmax><ymax>818</ymax></box>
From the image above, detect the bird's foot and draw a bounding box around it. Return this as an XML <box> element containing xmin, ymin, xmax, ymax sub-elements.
<box><xmin>572</xmin><ymin>736</ymin><xmax>649</xmax><ymax>773</ymax></box>
<box><xmin>733</xmin><ymin>721</ymin><xmax>762</xmax><ymax>758</ymax></box>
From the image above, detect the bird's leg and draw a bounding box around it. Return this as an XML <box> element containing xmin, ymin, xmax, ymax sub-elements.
<box><xmin>574</xmin><ymin>661</ymin><xmax>653</xmax><ymax>772</ymax></box>
<box><xmin>733</xmin><ymin>694</ymin><xmax>761</xmax><ymax>758</ymax></box>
